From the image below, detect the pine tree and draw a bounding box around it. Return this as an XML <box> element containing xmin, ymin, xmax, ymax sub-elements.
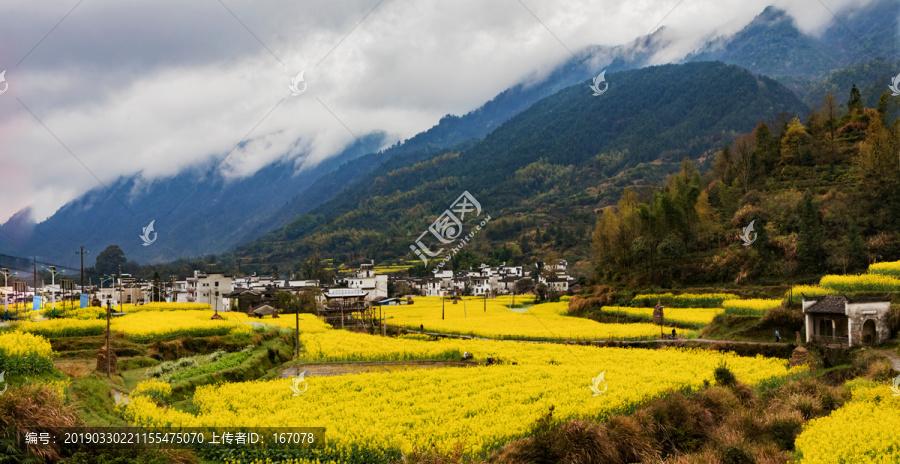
<box><xmin>847</xmin><ymin>84</ymin><xmax>863</xmax><ymax>114</ymax></box>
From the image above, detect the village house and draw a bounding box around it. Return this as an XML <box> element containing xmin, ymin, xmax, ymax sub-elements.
<box><xmin>802</xmin><ymin>294</ymin><xmax>892</xmax><ymax>347</ymax></box>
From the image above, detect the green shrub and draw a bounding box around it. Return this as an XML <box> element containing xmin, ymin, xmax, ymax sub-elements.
<box><xmin>714</xmin><ymin>361</ymin><xmax>737</xmax><ymax>387</ymax></box>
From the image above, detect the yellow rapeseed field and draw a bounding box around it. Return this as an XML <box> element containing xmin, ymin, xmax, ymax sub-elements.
<box><xmin>599</xmin><ymin>306</ymin><xmax>716</xmax><ymax>327</ymax></box>
<box><xmin>120</xmin><ymin>339</ymin><xmax>797</xmax><ymax>463</ymax></box>
<box><xmin>868</xmin><ymin>260</ymin><xmax>900</xmax><ymax>278</ymax></box>
<box><xmin>820</xmin><ymin>274</ymin><xmax>900</xmax><ymax>293</ymax></box>
<box><xmin>0</xmin><ymin>332</ymin><xmax>55</xmax><ymax>374</ymax></box>
<box><xmin>721</xmin><ymin>299</ymin><xmax>782</xmax><ymax>316</ymax></box>
<box><xmin>785</xmin><ymin>285</ymin><xmax>838</xmax><ymax>304</ymax></box>
<box><xmin>795</xmin><ymin>378</ymin><xmax>900</xmax><ymax>463</ymax></box>
<box><xmin>630</xmin><ymin>293</ymin><xmax>738</xmax><ymax>308</ymax></box>
<box><xmin>383</xmin><ymin>298</ymin><xmax>666</xmax><ymax>340</ymax></box>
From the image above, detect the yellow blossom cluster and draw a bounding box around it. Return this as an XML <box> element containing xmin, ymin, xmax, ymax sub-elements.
<box><xmin>721</xmin><ymin>299</ymin><xmax>782</xmax><ymax>316</ymax></box>
<box><xmin>868</xmin><ymin>260</ymin><xmax>900</xmax><ymax>278</ymax></box>
<box><xmin>795</xmin><ymin>379</ymin><xmax>900</xmax><ymax>463</ymax></box>
<box><xmin>383</xmin><ymin>298</ymin><xmax>665</xmax><ymax>341</ymax></box>
<box><xmin>0</xmin><ymin>332</ymin><xmax>55</xmax><ymax>374</ymax></box>
<box><xmin>120</xmin><ymin>340</ymin><xmax>795</xmax><ymax>462</ymax></box>
<box><xmin>820</xmin><ymin>274</ymin><xmax>900</xmax><ymax>293</ymax></box>
<box><xmin>600</xmin><ymin>306</ymin><xmax>716</xmax><ymax>327</ymax></box>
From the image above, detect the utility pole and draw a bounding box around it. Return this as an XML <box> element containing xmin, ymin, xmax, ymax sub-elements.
<box><xmin>484</xmin><ymin>292</ymin><xmax>487</xmax><ymax>312</ymax></box>
<box><xmin>76</xmin><ymin>246</ymin><xmax>89</xmax><ymax>294</ymax></box>
<box><xmin>106</xmin><ymin>299</ymin><xmax>111</xmax><ymax>379</ymax></box>
<box><xmin>32</xmin><ymin>256</ymin><xmax>37</xmax><ymax>309</ymax></box>
<box><xmin>2</xmin><ymin>269</ymin><xmax>15</xmax><ymax>321</ymax></box>
<box><xmin>118</xmin><ymin>265</ymin><xmax>122</xmax><ymax>313</ymax></box>
<box><xmin>46</xmin><ymin>266</ymin><xmax>64</xmax><ymax>318</ymax></box>
<box><xmin>442</xmin><ymin>292</ymin><xmax>445</xmax><ymax>320</ymax></box>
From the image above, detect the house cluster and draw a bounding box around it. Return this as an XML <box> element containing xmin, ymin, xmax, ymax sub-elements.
<box><xmin>390</xmin><ymin>260</ymin><xmax>576</xmax><ymax>298</ymax></box>
<box><xmin>2</xmin><ymin>260</ymin><xmax>575</xmax><ymax>315</ymax></box>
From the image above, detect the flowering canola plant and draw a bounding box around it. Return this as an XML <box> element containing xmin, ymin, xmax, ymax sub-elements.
<box><xmin>0</xmin><ymin>332</ymin><xmax>55</xmax><ymax>375</ymax></box>
<box><xmin>630</xmin><ymin>293</ymin><xmax>738</xmax><ymax>308</ymax></box>
<box><xmin>795</xmin><ymin>378</ymin><xmax>900</xmax><ymax>463</ymax></box>
<box><xmin>868</xmin><ymin>260</ymin><xmax>900</xmax><ymax>278</ymax></box>
<box><xmin>721</xmin><ymin>299</ymin><xmax>782</xmax><ymax>316</ymax></box>
<box><xmin>820</xmin><ymin>274</ymin><xmax>900</xmax><ymax>293</ymax></box>
<box><xmin>785</xmin><ymin>285</ymin><xmax>838</xmax><ymax>304</ymax></box>
<box><xmin>599</xmin><ymin>306</ymin><xmax>716</xmax><ymax>327</ymax></box>
<box><xmin>385</xmin><ymin>298</ymin><xmax>665</xmax><ymax>341</ymax></box>
<box><xmin>17</xmin><ymin>310</ymin><xmax>257</xmax><ymax>341</ymax></box>
<box><xmin>120</xmin><ymin>338</ymin><xmax>795</xmax><ymax>463</ymax></box>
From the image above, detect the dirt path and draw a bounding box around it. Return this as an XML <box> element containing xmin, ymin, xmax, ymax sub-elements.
<box><xmin>877</xmin><ymin>350</ymin><xmax>900</xmax><ymax>373</ymax></box>
<box><xmin>282</xmin><ymin>360</ymin><xmax>475</xmax><ymax>378</ymax></box>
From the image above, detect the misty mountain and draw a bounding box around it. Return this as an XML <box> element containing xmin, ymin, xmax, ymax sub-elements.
<box><xmin>686</xmin><ymin>0</ymin><xmax>899</xmax><ymax>92</ymax></box>
<box><xmin>0</xmin><ymin>134</ymin><xmax>384</xmax><ymax>269</ymax></box>
<box><xmin>226</xmin><ymin>62</ymin><xmax>808</xmax><ymax>272</ymax></box>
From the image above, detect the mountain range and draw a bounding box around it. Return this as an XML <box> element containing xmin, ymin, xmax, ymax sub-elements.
<box><xmin>1</xmin><ymin>0</ymin><xmax>897</xmax><ymax>274</ymax></box>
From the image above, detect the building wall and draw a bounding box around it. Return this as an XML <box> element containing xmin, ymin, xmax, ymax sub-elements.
<box><xmin>846</xmin><ymin>301</ymin><xmax>891</xmax><ymax>346</ymax></box>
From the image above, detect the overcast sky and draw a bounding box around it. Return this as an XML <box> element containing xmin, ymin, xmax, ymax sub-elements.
<box><xmin>0</xmin><ymin>0</ymin><xmax>872</xmax><ymax>223</ymax></box>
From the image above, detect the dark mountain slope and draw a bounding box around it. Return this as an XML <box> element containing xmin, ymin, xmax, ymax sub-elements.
<box><xmin>229</xmin><ymin>62</ymin><xmax>809</xmax><ymax>272</ymax></box>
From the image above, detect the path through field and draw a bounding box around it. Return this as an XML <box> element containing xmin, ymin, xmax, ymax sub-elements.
<box><xmin>281</xmin><ymin>360</ymin><xmax>475</xmax><ymax>378</ymax></box>
<box><xmin>878</xmin><ymin>350</ymin><xmax>900</xmax><ymax>372</ymax></box>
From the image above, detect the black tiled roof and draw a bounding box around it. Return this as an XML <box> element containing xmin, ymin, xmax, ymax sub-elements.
<box><xmin>803</xmin><ymin>295</ymin><xmax>847</xmax><ymax>314</ymax></box>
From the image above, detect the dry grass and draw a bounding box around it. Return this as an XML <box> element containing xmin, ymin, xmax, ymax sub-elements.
<box><xmin>54</xmin><ymin>358</ymin><xmax>95</xmax><ymax>378</ymax></box>
<box><xmin>0</xmin><ymin>383</ymin><xmax>78</xmax><ymax>462</ymax></box>
<box><xmin>484</xmin><ymin>367</ymin><xmax>849</xmax><ymax>464</ymax></box>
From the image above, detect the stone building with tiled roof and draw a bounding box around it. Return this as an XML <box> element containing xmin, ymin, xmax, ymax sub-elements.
<box><xmin>802</xmin><ymin>294</ymin><xmax>891</xmax><ymax>347</ymax></box>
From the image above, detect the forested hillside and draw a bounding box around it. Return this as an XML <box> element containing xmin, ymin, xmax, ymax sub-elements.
<box><xmin>592</xmin><ymin>88</ymin><xmax>900</xmax><ymax>286</ymax></box>
<box><xmin>209</xmin><ymin>62</ymin><xmax>809</xmax><ymax>277</ymax></box>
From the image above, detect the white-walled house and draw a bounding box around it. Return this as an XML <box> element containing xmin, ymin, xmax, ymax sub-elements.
<box><xmin>802</xmin><ymin>295</ymin><xmax>891</xmax><ymax>347</ymax></box>
<box><xmin>345</xmin><ymin>263</ymin><xmax>388</xmax><ymax>301</ymax></box>
<box><xmin>194</xmin><ymin>271</ymin><xmax>234</xmax><ymax>311</ymax></box>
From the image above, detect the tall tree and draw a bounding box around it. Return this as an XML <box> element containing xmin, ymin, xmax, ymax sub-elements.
<box><xmin>847</xmin><ymin>84</ymin><xmax>863</xmax><ymax>114</ymax></box>
<box><xmin>95</xmin><ymin>245</ymin><xmax>127</xmax><ymax>276</ymax></box>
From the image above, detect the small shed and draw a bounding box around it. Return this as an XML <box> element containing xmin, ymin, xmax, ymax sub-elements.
<box><xmin>251</xmin><ymin>304</ymin><xmax>279</xmax><ymax>318</ymax></box>
<box><xmin>802</xmin><ymin>294</ymin><xmax>891</xmax><ymax>347</ymax></box>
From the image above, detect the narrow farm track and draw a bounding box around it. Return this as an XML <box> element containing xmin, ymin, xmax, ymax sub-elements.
<box><xmin>282</xmin><ymin>360</ymin><xmax>476</xmax><ymax>378</ymax></box>
<box><xmin>878</xmin><ymin>350</ymin><xmax>900</xmax><ymax>373</ymax></box>
<box><xmin>401</xmin><ymin>328</ymin><xmax>785</xmax><ymax>347</ymax></box>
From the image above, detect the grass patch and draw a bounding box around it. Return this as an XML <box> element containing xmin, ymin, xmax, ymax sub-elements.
<box><xmin>67</xmin><ymin>375</ymin><xmax>129</xmax><ymax>427</ymax></box>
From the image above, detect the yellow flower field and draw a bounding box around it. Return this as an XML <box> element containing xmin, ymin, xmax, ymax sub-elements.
<box><xmin>721</xmin><ymin>299</ymin><xmax>782</xmax><ymax>316</ymax></box>
<box><xmin>0</xmin><ymin>332</ymin><xmax>55</xmax><ymax>375</ymax></box>
<box><xmin>384</xmin><ymin>298</ymin><xmax>665</xmax><ymax>340</ymax></box>
<box><xmin>795</xmin><ymin>379</ymin><xmax>900</xmax><ymax>463</ymax></box>
<box><xmin>17</xmin><ymin>317</ymin><xmax>106</xmax><ymax>338</ymax></box>
<box><xmin>630</xmin><ymin>292</ymin><xmax>738</xmax><ymax>308</ymax></box>
<box><xmin>868</xmin><ymin>260</ymin><xmax>900</xmax><ymax>278</ymax></box>
<box><xmin>120</xmin><ymin>339</ymin><xmax>797</xmax><ymax>463</ymax></box>
<box><xmin>599</xmin><ymin>306</ymin><xmax>717</xmax><ymax>326</ymax></box>
<box><xmin>786</xmin><ymin>285</ymin><xmax>838</xmax><ymax>304</ymax></box>
<box><xmin>820</xmin><ymin>274</ymin><xmax>900</xmax><ymax>293</ymax></box>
